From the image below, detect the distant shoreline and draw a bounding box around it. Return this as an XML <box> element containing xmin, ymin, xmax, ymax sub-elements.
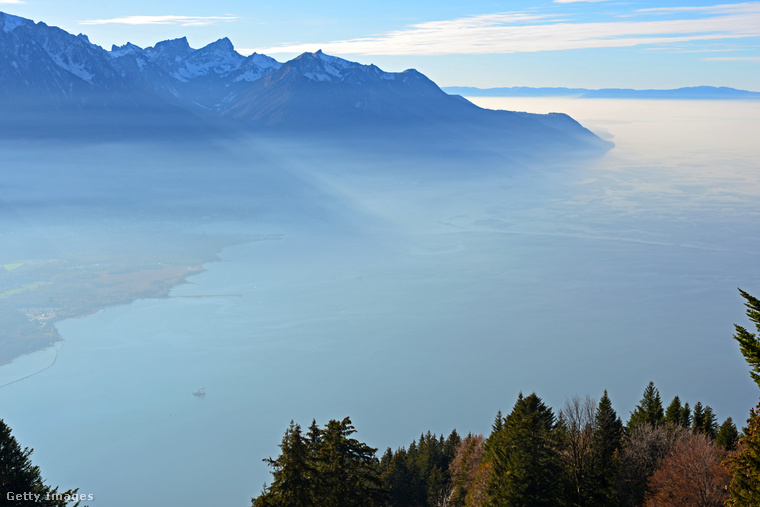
<box><xmin>444</xmin><ymin>85</ymin><xmax>760</xmax><ymax>100</ymax></box>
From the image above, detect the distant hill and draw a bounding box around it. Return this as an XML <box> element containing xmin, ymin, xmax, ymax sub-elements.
<box><xmin>0</xmin><ymin>11</ymin><xmax>611</xmax><ymax>155</ymax></box>
<box><xmin>443</xmin><ymin>86</ymin><xmax>760</xmax><ymax>100</ymax></box>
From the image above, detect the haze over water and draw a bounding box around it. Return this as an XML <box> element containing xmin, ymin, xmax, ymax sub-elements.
<box><xmin>1</xmin><ymin>98</ymin><xmax>759</xmax><ymax>506</ymax></box>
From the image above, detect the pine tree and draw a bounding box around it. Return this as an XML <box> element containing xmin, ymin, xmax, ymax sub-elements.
<box><xmin>681</xmin><ymin>402</ymin><xmax>692</xmax><ymax>429</ymax></box>
<box><xmin>692</xmin><ymin>402</ymin><xmax>706</xmax><ymax>434</ymax></box>
<box><xmin>315</xmin><ymin>417</ymin><xmax>384</xmax><ymax>506</ymax></box>
<box><xmin>732</xmin><ymin>288</ymin><xmax>760</xmax><ymax>388</ymax></box>
<box><xmin>593</xmin><ymin>390</ymin><xmax>623</xmax><ymax>505</ymax></box>
<box><xmin>702</xmin><ymin>406</ymin><xmax>718</xmax><ymax>439</ymax></box>
<box><xmin>628</xmin><ymin>382</ymin><xmax>664</xmax><ymax>428</ymax></box>
<box><xmin>716</xmin><ymin>417</ymin><xmax>739</xmax><ymax>451</ymax></box>
<box><xmin>380</xmin><ymin>447</ymin><xmax>414</xmax><ymax>506</ymax></box>
<box><xmin>724</xmin><ymin>290</ymin><xmax>760</xmax><ymax>504</ymax></box>
<box><xmin>726</xmin><ymin>400</ymin><xmax>760</xmax><ymax>505</ymax></box>
<box><xmin>486</xmin><ymin>393</ymin><xmax>561</xmax><ymax>506</ymax></box>
<box><xmin>664</xmin><ymin>395</ymin><xmax>684</xmax><ymax>426</ymax></box>
<box><xmin>253</xmin><ymin>421</ymin><xmax>314</xmax><ymax>507</ymax></box>
<box><xmin>253</xmin><ymin>417</ymin><xmax>384</xmax><ymax>507</ymax></box>
<box><xmin>0</xmin><ymin>419</ymin><xmax>80</xmax><ymax>507</ymax></box>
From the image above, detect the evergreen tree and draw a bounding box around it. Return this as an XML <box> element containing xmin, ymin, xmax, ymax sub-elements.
<box><xmin>702</xmin><ymin>406</ymin><xmax>718</xmax><ymax>439</ymax></box>
<box><xmin>253</xmin><ymin>421</ymin><xmax>314</xmax><ymax>507</ymax></box>
<box><xmin>592</xmin><ymin>390</ymin><xmax>623</xmax><ymax>505</ymax></box>
<box><xmin>664</xmin><ymin>396</ymin><xmax>685</xmax><ymax>427</ymax></box>
<box><xmin>379</xmin><ymin>429</ymin><xmax>460</xmax><ymax>506</ymax></box>
<box><xmin>0</xmin><ymin>419</ymin><xmax>80</xmax><ymax>507</ymax></box>
<box><xmin>716</xmin><ymin>417</ymin><xmax>739</xmax><ymax>451</ymax></box>
<box><xmin>692</xmin><ymin>402</ymin><xmax>706</xmax><ymax>434</ymax></box>
<box><xmin>485</xmin><ymin>393</ymin><xmax>561</xmax><ymax>506</ymax></box>
<box><xmin>681</xmin><ymin>402</ymin><xmax>692</xmax><ymax>429</ymax></box>
<box><xmin>315</xmin><ymin>417</ymin><xmax>384</xmax><ymax>506</ymax></box>
<box><xmin>732</xmin><ymin>288</ymin><xmax>760</xmax><ymax>389</ymax></box>
<box><xmin>726</xmin><ymin>400</ymin><xmax>760</xmax><ymax>505</ymax></box>
<box><xmin>380</xmin><ymin>447</ymin><xmax>415</xmax><ymax>506</ymax></box>
<box><xmin>252</xmin><ymin>417</ymin><xmax>384</xmax><ymax>507</ymax></box>
<box><xmin>628</xmin><ymin>382</ymin><xmax>664</xmax><ymax>428</ymax></box>
<box><xmin>489</xmin><ymin>410</ymin><xmax>504</xmax><ymax>442</ymax></box>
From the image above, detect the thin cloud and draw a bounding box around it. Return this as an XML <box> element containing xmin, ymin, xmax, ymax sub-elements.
<box><xmin>638</xmin><ymin>3</ymin><xmax>760</xmax><ymax>14</ymax></box>
<box><xmin>554</xmin><ymin>0</ymin><xmax>610</xmax><ymax>3</ymax></box>
<box><xmin>0</xmin><ymin>0</ymin><xmax>27</xmax><ymax>4</ymax></box>
<box><xmin>256</xmin><ymin>3</ymin><xmax>760</xmax><ymax>56</ymax></box>
<box><xmin>704</xmin><ymin>56</ymin><xmax>760</xmax><ymax>61</ymax></box>
<box><xmin>79</xmin><ymin>15</ymin><xmax>237</xmax><ymax>27</ymax></box>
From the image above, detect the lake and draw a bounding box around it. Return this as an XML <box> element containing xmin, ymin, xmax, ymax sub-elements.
<box><xmin>1</xmin><ymin>97</ymin><xmax>759</xmax><ymax>506</ymax></box>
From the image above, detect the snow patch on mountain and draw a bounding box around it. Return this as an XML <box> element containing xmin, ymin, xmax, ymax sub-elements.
<box><xmin>234</xmin><ymin>53</ymin><xmax>282</xmax><ymax>82</ymax></box>
<box><xmin>0</xmin><ymin>12</ymin><xmax>31</xmax><ymax>33</ymax></box>
<box><xmin>110</xmin><ymin>42</ymin><xmax>143</xmax><ymax>58</ymax></box>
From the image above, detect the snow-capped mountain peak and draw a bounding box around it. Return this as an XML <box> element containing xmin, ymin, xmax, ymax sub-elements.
<box><xmin>0</xmin><ymin>12</ymin><xmax>32</xmax><ymax>33</ymax></box>
<box><xmin>110</xmin><ymin>42</ymin><xmax>144</xmax><ymax>58</ymax></box>
<box><xmin>233</xmin><ymin>52</ymin><xmax>282</xmax><ymax>83</ymax></box>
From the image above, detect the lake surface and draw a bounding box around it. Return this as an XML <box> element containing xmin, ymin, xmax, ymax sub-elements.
<box><xmin>1</xmin><ymin>98</ymin><xmax>759</xmax><ymax>506</ymax></box>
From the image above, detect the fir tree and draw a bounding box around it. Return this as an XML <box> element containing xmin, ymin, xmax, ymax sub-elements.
<box><xmin>253</xmin><ymin>417</ymin><xmax>384</xmax><ymax>507</ymax></box>
<box><xmin>732</xmin><ymin>288</ymin><xmax>760</xmax><ymax>389</ymax></box>
<box><xmin>692</xmin><ymin>402</ymin><xmax>706</xmax><ymax>434</ymax></box>
<box><xmin>315</xmin><ymin>417</ymin><xmax>384</xmax><ymax>506</ymax></box>
<box><xmin>253</xmin><ymin>421</ymin><xmax>314</xmax><ymax>507</ymax></box>
<box><xmin>380</xmin><ymin>447</ymin><xmax>414</xmax><ymax>506</ymax></box>
<box><xmin>486</xmin><ymin>393</ymin><xmax>561</xmax><ymax>506</ymax></box>
<box><xmin>681</xmin><ymin>402</ymin><xmax>692</xmax><ymax>429</ymax></box>
<box><xmin>593</xmin><ymin>390</ymin><xmax>623</xmax><ymax>505</ymax></box>
<box><xmin>664</xmin><ymin>395</ymin><xmax>685</xmax><ymax>426</ymax></box>
<box><xmin>628</xmin><ymin>382</ymin><xmax>664</xmax><ymax>428</ymax></box>
<box><xmin>702</xmin><ymin>406</ymin><xmax>718</xmax><ymax>439</ymax></box>
<box><xmin>716</xmin><ymin>417</ymin><xmax>739</xmax><ymax>451</ymax></box>
<box><xmin>0</xmin><ymin>419</ymin><xmax>80</xmax><ymax>507</ymax></box>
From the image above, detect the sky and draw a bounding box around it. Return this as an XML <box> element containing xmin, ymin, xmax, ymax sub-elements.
<box><xmin>3</xmin><ymin>0</ymin><xmax>759</xmax><ymax>90</ymax></box>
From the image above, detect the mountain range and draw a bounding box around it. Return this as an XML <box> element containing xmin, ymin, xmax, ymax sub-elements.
<box><xmin>0</xmin><ymin>11</ymin><xmax>609</xmax><ymax>152</ymax></box>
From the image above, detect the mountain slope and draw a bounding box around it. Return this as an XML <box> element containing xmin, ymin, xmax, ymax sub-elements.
<box><xmin>0</xmin><ymin>11</ymin><xmax>610</xmax><ymax>152</ymax></box>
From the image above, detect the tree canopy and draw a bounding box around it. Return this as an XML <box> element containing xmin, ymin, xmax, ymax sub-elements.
<box><xmin>0</xmin><ymin>419</ymin><xmax>81</xmax><ymax>507</ymax></box>
<box><xmin>732</xmin><ymin>288</ymin><xmax>760</xmax><ymax>389</ymax></box>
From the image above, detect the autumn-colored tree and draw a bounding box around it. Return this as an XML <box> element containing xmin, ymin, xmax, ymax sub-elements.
<box><xmin>447</xmin><ymin>434</ymin><xmax>487</xmax><ymax>506</ymax></box>
<box><xmin>644</xmin><ymin>433</ymin><xmax>730</xmax><ymax>506</ymax></box>
<box><xmin>615</xmin><ymin>423</ymin><xmax>690</xmax><ymax>506</ymax></box>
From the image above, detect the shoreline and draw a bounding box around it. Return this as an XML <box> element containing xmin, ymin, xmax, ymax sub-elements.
<box><xmin>0</xmin><ymin>232</ymin><xmax>280</xmax><ymax>378</ymax></box>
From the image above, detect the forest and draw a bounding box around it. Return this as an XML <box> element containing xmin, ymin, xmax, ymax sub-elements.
<box><xmin>2</xmin><ymin>288</ymin><xmax>760</xmax><ymax>506</ymax></box>
<box><xmin>250</xmin><ymin>288</ymin><xmax>760</xmax><ymax>506</ymax></box>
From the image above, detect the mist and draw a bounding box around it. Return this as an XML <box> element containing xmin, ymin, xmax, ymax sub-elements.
<box><xmin>0</xmin><ymin>98</ymin><xmax>758</xmax><ymax>506</ymax></box>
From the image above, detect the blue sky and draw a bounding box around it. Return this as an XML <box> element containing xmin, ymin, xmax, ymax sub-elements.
<box><xmin>3</xmin><ymin>0</ymin><xmax>759</xmax><ymax>89</ymax></box>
